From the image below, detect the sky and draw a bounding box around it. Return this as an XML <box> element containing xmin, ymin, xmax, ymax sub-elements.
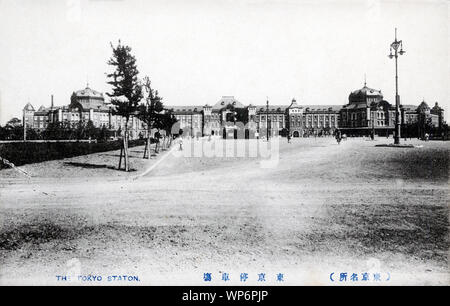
<box><xmin>0</xmin><ymin>0</ymin><xmax>448</xmax><ymax>124</ymax></box>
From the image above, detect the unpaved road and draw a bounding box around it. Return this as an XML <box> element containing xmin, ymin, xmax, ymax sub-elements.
<box><xmin>0</xmin><ymin>137</ymin><xmax>448</xmax><ymax>285</ymax></box>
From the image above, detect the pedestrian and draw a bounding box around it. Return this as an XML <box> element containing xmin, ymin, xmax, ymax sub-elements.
<box><xmin>335</xmin><ymin>130</ymin><xmax>341</xmax><ymax>145</ymax></box>
<box><xmin>179</xmin><ymin>136</ymin><xmax>183</xmax><ymax>151</ymax></box>
<box><xmin>287</xmin><ymin>133</ymin><xmax>291</xmax><ymax>143</ymax></box>
<box><xmin>154</xmin><ymin>130</ymin><xmax>161</xmax><ymax>153</ymax></box>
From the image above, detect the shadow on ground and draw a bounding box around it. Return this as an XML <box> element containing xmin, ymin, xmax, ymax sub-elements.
<box><xmin>64</xmin><ymin>162</ymin><xmax>117</xmax><ymax>170</ymax></box>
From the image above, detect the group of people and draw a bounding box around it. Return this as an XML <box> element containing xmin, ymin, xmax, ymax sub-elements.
<box><xmin>176</xmin><ymin>130</ymin><xmax>347</xmax><ymax>149</ymax></box>
<box><xmin>285</xmin><ymin>130</ymin><xmax>344</xmax><ymax>145</ymax></box>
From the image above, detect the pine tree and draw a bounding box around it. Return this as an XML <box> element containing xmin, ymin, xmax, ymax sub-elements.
<box><xmin>106</xmin><ymin>41</ymin><xmax>143</xmax><ymax>171</ymax></box>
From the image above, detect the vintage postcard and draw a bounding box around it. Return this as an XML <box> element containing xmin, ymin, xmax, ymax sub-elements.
<box><xmin>0</xmin><ymin>0</ymin><xmax>448</xmax><ymax>292</ymax></box>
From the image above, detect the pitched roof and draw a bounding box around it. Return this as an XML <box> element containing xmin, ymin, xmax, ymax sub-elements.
<box><xmin>212</xmin><ymin>96</ymin><xmax>246</xmax><ymax>110</ymax></box>
<box><xmin>301</xmin><ymin>105</ymin><xmax>341</xmax><ymax>112</ymax></box>
<box><xmin>171</xmin><ymin>106</ymin><xmax>203</xmax><ymax>114</ymax></box>
<box><xmin>401</xmin><ymin>104</ymin><xmax>417</xmax><ymax>111</ymax></box>
<box><xmin>255</xmin><ymin>105</ymin><xmax>288</xmax><ymax>113</ymax></box>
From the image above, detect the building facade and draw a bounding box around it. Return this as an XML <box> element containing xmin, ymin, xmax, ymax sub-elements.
<box><xmin>23</xmin><ymin>85</ymin><xmax>146</xmax><ymax>139</ymax></box>
<box><xmin>170</xmin><ymin>89</ymin><xmax>445</xmax><ymax>138</ymax></box>
<box><xmin>339</xmin><ymin>83</ymin><xmax>396</xmax><ymax>136</ymax></box>
<box><xmin>339</xmin><ymin>83</ymin><xmax>445</xmax><ymax>136</ymax></box>
<box><xmin>22</xmin><ymin>84</ymin><xmax>446</xmax><ymax>139</ymax></box>
<box><xmin>171</xmin><ymin>96</ymin><xmax>341</xmax><ymax>138</ymax></box>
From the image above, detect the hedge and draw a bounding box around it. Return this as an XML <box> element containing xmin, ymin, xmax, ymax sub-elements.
<box><xmin>0</xmin><ymin>139</ymin><xmax>146</xmax><ymax>168</ymax></box>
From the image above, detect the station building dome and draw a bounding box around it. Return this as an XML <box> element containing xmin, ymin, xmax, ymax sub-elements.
<box><xmin>74</xmin><ymin>84</ymin><xmax>104</xmax><ymax>101</ymax></box>
<box><xmin>348</xmin><ymin>83</ymin><xmax>383</xmax><ymax>104</ymax></box>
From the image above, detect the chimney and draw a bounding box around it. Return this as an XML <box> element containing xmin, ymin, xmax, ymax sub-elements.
<box><xmin>51</xmin><ymin>95</ymin><xmax>54</xmax><ymax>109</ymax></box>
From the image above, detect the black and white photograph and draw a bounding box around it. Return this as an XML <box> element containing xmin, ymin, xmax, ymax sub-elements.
<box><xmin>0</xmin><ymin>0</ymin><xmax>448</xmax><ymax>290</ymax></box>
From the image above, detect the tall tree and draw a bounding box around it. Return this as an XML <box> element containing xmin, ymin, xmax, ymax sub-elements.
<box><xmin>138</xmin><ymin>76</ymin><xmax>164</xmax><ymax>158</ymax></box>
<box><xmin>106</xmin><ymin>41</ymin><xmax>143</xmax><ymax>171</ymax></box>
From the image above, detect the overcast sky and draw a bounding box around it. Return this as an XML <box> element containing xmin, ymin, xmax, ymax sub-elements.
<box><xmin>0</xmin><ymin>0</ymin><xmax>448</xmax><ymax>124</ymax></box>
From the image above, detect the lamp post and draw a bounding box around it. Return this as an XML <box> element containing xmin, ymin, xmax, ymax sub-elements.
<box><xmin>388</xmin><ymin>28</ymin><xmax>406</xmax><ymax>145</ymax></box>
<box><xmin>23</xmin><ymin>113</ymin><xmax>26</xmax><ymax>141</ymax></box>
<box><xmin>266</xmin><ymin>98</ymin><xmax>269</xmax><ymax>141</ymax></box>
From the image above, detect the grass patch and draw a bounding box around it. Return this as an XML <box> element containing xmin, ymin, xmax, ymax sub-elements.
<box><xmin>0</xmin><ymin>139</ymin><xmax>146</xmax><ymax>168</ymax></box>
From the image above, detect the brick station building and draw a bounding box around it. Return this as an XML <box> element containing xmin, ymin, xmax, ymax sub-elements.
<box><xmin>339</xmin><ymin>82</ymin><xmax>445</xmax><ymax>137</ymax></box>
<box><xmin>170</xmin><ymin>96</ymin><xmax>341</xmax><ymax>138</ymax></box>
<box><xmin>22</xmin><ymin>84</ymin><xmax>146</xmax><ymax>139</ymax></box>
<box><xmin>22</xmin><ymin>83</ymin><xmax>445</xmax><ymax>139</ymax></box>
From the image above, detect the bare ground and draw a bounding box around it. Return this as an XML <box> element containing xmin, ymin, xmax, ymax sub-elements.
<box><xmin>0</xmin><ymin>137</ymin><xmax>448</xmax><ymax>285</ymax></box>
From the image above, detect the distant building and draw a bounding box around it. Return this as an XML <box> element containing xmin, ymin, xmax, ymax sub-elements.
<box><xmin>170</xmin><ymin>96</ymin><xmax>341</xmax><ymax>138</ymax></box>
<box><xmin>339</xmin><ymin>82</ymin><xmax>445</xmax><ymax>136</ymax></box>
<box><xmin>401</xmin><ymin>100</ymin><xmax>445</xmax><ymax>138</ymax></box>
<box><xmin>339</xmin><ymin>82</ymin><xmax>396</xmax><ymax>136</ymax></box>
<box><xmin>21</xmin><ymin>84</ymin><xmax>446</xmax><ymax>139</ymax></box>
<box><xmin>22</xmin><ymin>84</ymin><xmax>146</xmax><ymax>139</ymax></box>
<box><xmin>286</xmin><ymin>99</ymin><xmax>340</xmax><ymax>137</ymax></box>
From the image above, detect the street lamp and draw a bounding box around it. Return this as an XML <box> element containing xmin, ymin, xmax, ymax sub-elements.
<box><xmin>266</xmin><ymin>98</ymin><xmax>269</xmax><ymax>141</ymax></box>
<box><xmin>388</xmin><ymin>28</ymin><xmax>406</xmax><ymax>145</ymax></box>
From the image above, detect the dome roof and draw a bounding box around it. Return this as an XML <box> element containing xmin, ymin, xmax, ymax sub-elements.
<box><xmin>417</xmin><ymin>100</ymin><xmax>430</xmax><ymax>111</ymax></box>
<box><xmin>289</xmin><ymin>98</ymin><xmax>299</xmax><ymax>108</ymax></box>
<box><xmin>23</xmin><ymin>102</ymin><xmax>35</xmax><ymax>111</ymax></box>
<box><xmin>349</xmin><ymin>84</ymin><xmax>383</xmax><ymax>103</ymax></box>
<box><xmin>75</xmin><ymin>85</ymin><xmax>104</xmax><ymax>99</ymax></box>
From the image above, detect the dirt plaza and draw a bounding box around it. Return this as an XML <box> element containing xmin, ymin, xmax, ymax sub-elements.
<box><xmin>0</xmin><ymin>137</ymin><xmax>448</xmax><ymax>285</ymax></box>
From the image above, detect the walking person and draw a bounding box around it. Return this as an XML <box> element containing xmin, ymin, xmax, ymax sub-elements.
<box><xmin>335</xmin><ymin>130</ymin><xmax>342</xmax><ymax>145</ymax></box>
<box><xmin>179</xmin><ymin>136</ymin><xmax>183</xmax><ymax>151</ymax></box>
<box><xmin>154</xmin><ymin>130</ymin><xmax>161</xmax><ymax>153</ymax></box>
